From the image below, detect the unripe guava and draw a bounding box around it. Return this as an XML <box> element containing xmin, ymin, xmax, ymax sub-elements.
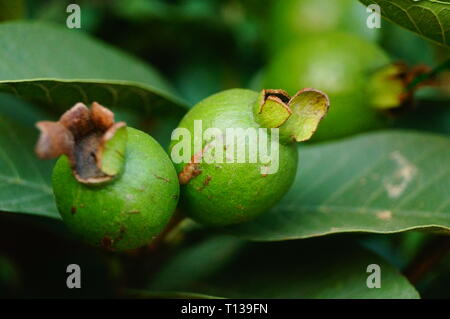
<box><xmin>170</xmin><ymin>88</ymin><xmax>329</xmax><ymax>226</ymax></box>
<box><xmin>263</xmin><ymin>32</ymin><xmax>404</xmax><ymax>141</ymax></box>
<box><xmin>36</xmin><ymin>103</ymin><xmax>179</xmax><ymax>251</ymax></box>
<box><xmin>267</xmin><ymin>0</ymin><xmax>378</xmax><ymax>55</ymax></box>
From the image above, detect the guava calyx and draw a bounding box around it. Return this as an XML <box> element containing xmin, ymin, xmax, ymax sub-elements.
<box><xmin>254</xmin><ymin>88</ymin><xmax>330</xmax><ymax>143</ymax></box>
<box><xmin>35</xmin><ymin>102</ymin><xmax>127</xmax><ymax>184</ymax></box>
<box><xmin>369</xmin><ymin>63</ymin><xmax>433</xmax><ymax>112</ymax></box>
<box><xmin>255</xmin><ymin>89</ymin><xmax>292</xmax><ymax>128</ymax></box>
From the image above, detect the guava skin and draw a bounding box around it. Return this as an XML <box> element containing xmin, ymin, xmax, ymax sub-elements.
<box><xmin>52</xmin><ymin>127</ymin><xmax>179</xmax><ymax>251</ymax></box>
<box><xmin>170</xmin><ymin>89</ymin><xmax>298</xmax><ymax>226</ymax></box>
<box><xmin>263</xmin><ymin>33</ymin><xmax>390</xmax><ymax>141</ymax></box>
<box><xmin>267</xmin><ymin>0</ymin><xmax>378</xmax><ymax>55</ymax></box>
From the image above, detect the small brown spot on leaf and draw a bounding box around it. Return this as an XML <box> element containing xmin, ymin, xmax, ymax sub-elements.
<box><xmin>71</xmin><ymin>206</ymin><xmax>77</xmax><ymax>215</ymax></box>
<box><xmin>377</xmin><ymin>210</ymin><xmax>392</xmax><ymax>220</ymax></box>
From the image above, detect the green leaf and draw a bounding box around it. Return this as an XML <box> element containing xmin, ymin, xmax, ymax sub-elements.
<box><xmin>0</xmin><ymin>21</ymin><xmax>188</xmax><ymax>115</ymax></box>
<box><xmin>359</xmin><ymin>0</ymin><xmax>450</xmax><ymax>47</ymax></box>
<box><xmin>0</xmin><ymin>96</ymin><xmax>58</xmax><ymax>218</ymax></box>
<box><xmin>148</xmin><ymin>235</ymin><xmax>419</xmax><ymax>298</ymax></box>
<box><xmin>0</xmin><ymin>94</ymin><xmax>59</xmax><ymax>218</ymax></box>
<box><xmin>0</xmin><ymin>22</ymin><xmax>188</xmax><ymax>217</ymax></box>
<box><xmin>226</xmin><ymin>131</ymin><xmax>450</xmax><ymax>241</ymax></box>
<box><xmin>380</xmin><ymin>20</ymin><xmax>436</xmax><ymax>66</ymax></box>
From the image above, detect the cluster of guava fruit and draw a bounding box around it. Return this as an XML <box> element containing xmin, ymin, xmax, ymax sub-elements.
<box><xmin>36</xmin><ymin>85</ymin><xmax>328</xmax><ymax>251</ymax></box>
<box><xmin>35</xmin><ymin>0</ymin><xmax>413</xmax><ymax>251</ymax></box>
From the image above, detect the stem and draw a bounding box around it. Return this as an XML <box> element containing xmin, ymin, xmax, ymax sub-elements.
<box><xmin>404</xmin><ymin>236</ymin><xmax>450</xmax><ymax>284</ymax></box>
<box><xmin>407</xmin><ymin>59</ymin><xmax>450</xmax><ymax>91</ymax></box>
<box><xmin>117</xmin><ymin>211</ymin><xmax>188</xmax><ymax>291</ymax></box>
<box><xmin>146</xmin><ymin>210</ymin><xmax>187</xmax><ymax>252</ymax></box>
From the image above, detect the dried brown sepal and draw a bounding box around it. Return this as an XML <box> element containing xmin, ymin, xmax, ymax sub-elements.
<box><xmin>59</xmin><ymin>103</ymin><xmax>93</xmax><ymax>139</ymax></box>
<box><xmin>35</xmin><ymin>102</ymin><xmax>126</xmax><ymax>184</ymax></box>
<box><xmin>91</xmin><ymin>102</ymin><xmax>115</xmax><ymax>130</ymax></box>
<box><xmin>35</xmin><ymin>122</ymin><xmax>74</xmax><ymax>160</ymax></box>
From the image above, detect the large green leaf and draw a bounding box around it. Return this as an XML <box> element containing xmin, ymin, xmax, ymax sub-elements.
<box><xmin>0</xmin><ymin>21</ymin><xmax>187</xmax><ymax>115</ymax></box>
<box><xmin>148</xmin><ymin>235</ymin><xmax>419</xmax><ymax>298</ymax></box>
<box><xmin>359</xmin><ymin>0</ymin><xmax>450</xmax><ymax>47</ymax></box>
<box><xmin>226</xmin><ymin>131</ymin><xmax>450</xmax><ymax>241</ymax></box>
<box><xmin>0</xmin><ymin>21</ymin><xmax>188</xmax><ymax>218</ymax></box>
<box><xmin>0</xmin><ymin>95</ymin><xmax>57</xmax><ymax>218</ymax></box>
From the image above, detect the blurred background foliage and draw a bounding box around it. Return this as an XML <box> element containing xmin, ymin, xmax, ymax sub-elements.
<box><xmin>7</xmin><ymin>0</ymin><xmax>448</xmax><ymax>108</ymax></box>
<box><xmin>0</xmin><ymin>0</ymin><xmax>449</xmax><ymax>298</ymax></box>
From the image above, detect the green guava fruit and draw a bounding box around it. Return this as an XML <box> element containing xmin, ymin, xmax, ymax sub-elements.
<box><xmin>267</xmin><ymin>0</ymin><xmax>378</xmax><ymax>55</ymax></box>
<box><xmin>169</xmin><ymin>88</ymin><xmax>329</xmax><ymax>226</ymax></box>
<box><xmin>36</xmin><ymin>103</ymin><xmax>179</xmax><ymax>251</ymax></box>
<box><xmin>263</xmin><ymin>32</ymin><xmax>405</xmax><ymax>141</ymax></box>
